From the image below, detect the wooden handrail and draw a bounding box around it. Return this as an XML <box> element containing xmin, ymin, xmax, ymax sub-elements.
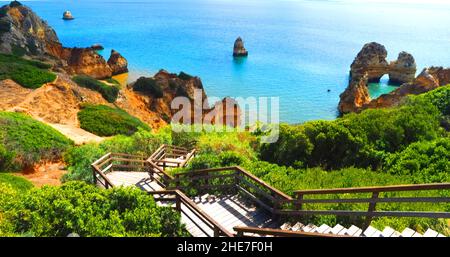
<box><xmin>294</xmin><ymin>183</ymin><xmax>450</xmax><ymax>195</ymax></box>
<box><xmin>234</xmin><ymin>226</ymin><xmax>347</xmax><ymax>237</ymax></box>
<box><xmin>148</xmin><ymin>190</ymin><xmax>233</xmax><ymax>237</ymax></box>
<box><xmin>175</xmin><ymin>166</ymin><xmax>292</xmax><ymax>201</ymax></box>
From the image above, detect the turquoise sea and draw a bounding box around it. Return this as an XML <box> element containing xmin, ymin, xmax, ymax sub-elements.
<box><xmin>5</xmin><ymin>0</ymin><xmax>450</xmax><ymax>123</ymax></box>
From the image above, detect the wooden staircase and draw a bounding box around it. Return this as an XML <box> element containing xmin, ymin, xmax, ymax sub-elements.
<box><xmin>91</xmin><ymin>145</ymin><xmax>450</xmax><ymax>238</ymax></box>
<box><xmin>277</xmin><ymin>222</ymin><xmax>446</xmax><ymax>237</ymax></box>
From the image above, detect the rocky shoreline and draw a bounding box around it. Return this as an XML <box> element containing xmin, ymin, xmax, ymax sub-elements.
<box><xmin>0</xmin><ymin>1</ymin><xmax>241</xmax><ymax>130</ymax></box>
<box><xmin>339</xmin><ymin>42</ymin><xmax>450</xmax><ymax>114</ymax></box>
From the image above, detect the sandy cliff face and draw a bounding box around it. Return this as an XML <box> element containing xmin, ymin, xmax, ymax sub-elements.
<box><xmin>0</xmin><ymin>2</ymin><xmax>127</xmax><ymax>79</ymax></box>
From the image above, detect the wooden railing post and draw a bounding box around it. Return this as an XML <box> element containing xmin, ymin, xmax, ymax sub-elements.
<box><xmin>175</xmin><ymin>174</ymin><xmax>180</xmax><ymax>190</ymax></box>
<box><xmin>296</xmin><ymin>193</ymin><xmax>304</xmax><ymax>210</ymax></box>
<box><xmin>214</xmin><ymin>227</ymin><xmax>220</xmax><ymax>237</ymax></box>
<box><xmin>92</xmin><ymin>168</ymin><xmax>96</xmax><ymax>185</ymax></box>
<box><xmin>234</xmin><ymin>169</ymin><xmax>240</xmax><ymax>194</ymax></box>
<box><xmin>364</xmin><ymin>192</ymin><xmax>379</xmax><ymax>228</ymax></box>
<box><xmin>176</xmin><ymin>193</ymin><xmax>181</xmax><ymax>211</ymax></box>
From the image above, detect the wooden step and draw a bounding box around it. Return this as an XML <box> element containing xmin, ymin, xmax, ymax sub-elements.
<box><xmin>330</xmin><ymin>224</ymin><xmax>345</xmax><ymax>235</ymax></box>
<box><xmin>302</xmin><ymin>224</ymin><xmax>318</xmax><ymax>233</ymax></box>
<box><xmin>363</xmin><ymin>226</ymin><xmax>382</xmax><ymax>237</ymax></box>
<box><xmin>291</xmin><ymin>222</ymin><xmax>304</xmax><ymax>231</ymax></box>
<box><xmin>316</xmin><ymin>224</ymin><xmax>332</xmax><ymax>234</ymax></box>
<box><xmin>423</xmin><ymin>229</ymin><xmax>439</xmax><ymax>237</ymax></box>
<box><xmin>401</xmin><ymin>228</ymin><xmax>416</xmax><ymax>237</ymax></box>
<box><xmin>280</xmin><ymin>222</ymin><xmax>292</xmax><ymax>230</ymax></box>
<box><xmin>346</xmin><ymin>225</ymin><xmax>362</xmax><ymax>237</ymax></box>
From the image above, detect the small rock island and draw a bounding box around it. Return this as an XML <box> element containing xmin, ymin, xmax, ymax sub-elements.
<box><xmin>62</xmin><ymin>10</ymin><xmax>74</xmax><ymax>20</ymax></box>
<box><xmin>233</xmin><ymin>37</ymin><xmax>248</xmax><ymax>57</ymax></box>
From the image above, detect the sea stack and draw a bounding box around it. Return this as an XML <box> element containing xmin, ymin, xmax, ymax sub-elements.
<box><xmin>233</xmin><ymin>37</ymin><xmax>248</xmax><ymax>57</ymax></box>
<box><xmin>63</xmin><ymin>11</ymin><xmax>74</xmax><ymax>20</ymax></box>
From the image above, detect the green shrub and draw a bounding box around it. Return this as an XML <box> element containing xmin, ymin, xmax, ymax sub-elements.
<box><xmin>384</xmin><ymin>138</ymin><xmax>450</xmax><ymax>183</ymax></box>
<box><xmin>0</xmin><ymin>20</ymin><xmax>10</xmax><ymax>33</ymax></box>
<box><xmin>0</xmin><ymin>54</ymin><xmax>56</xmax><ymax>89</ymax></box>
<box><xmin>62</xmin><ymin>144</ymin><xmax>106</xmax><ymax>183</ymax></box>
<box><xmin>78</xmin><ymin>104</ymin><xmax>151</xmax><ymax>137</ymax></box>
<box><xmin>0</xmin><ymin>174</ymin><xmax>33</xmax><ymax>193</ymax></box>
<box><xmin>259</xmin><ymin>96</ymin><xmax>441</xmax><ymax>170</ymax></box>
<box><xmin>3</xmin><ymin>181</ymin><xmax>187</xmax><ymax>237</ymax></box>
<box><xmin>178</xmin><ymin>72</ymin><xmax>193</xmax><ymax>81</ymax></box>
<box><xmin>132</xmin><ymin>77</ymin><xmax>163</xmax><ymax>98</ymax></box>
<box><xmin>9</xmin><ymin>1</ymin><xmax>22</xmax><ymax>7</ymax></box>
<box><xmin>0</xmin><ymin>112</ymin><xmax>73</xmax><ymax>171</ymax></box>
<box><xmin>11</xmin><ymin>45</ymin><xmax>26</xmax><ymax>57</ymax></box>
<box><xmin>63</xmin><ymin>129</ymin><xmax>171</xmax><ymax>183</ymax></box>
<box><xmin>72</xmin><ymin>75</ymin><xmax>119</xmax><ymax>103</ymax></box>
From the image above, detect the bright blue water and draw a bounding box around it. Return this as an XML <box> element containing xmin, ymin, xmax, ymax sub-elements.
<box><xmin>6</xmin><ymin>0</ymin><xmax>450</xmax><ymax>123</ymax></box>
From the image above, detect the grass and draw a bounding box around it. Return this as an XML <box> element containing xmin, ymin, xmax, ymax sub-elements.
<box><xmin>78</xmin><ymin>104</ymin><xmax>151</xmax><ymax>137</ymax></box>
<box><xmin>0</xmin><ymin>173</ymin><xmax>33</xmax><ymax>193</ymax></box>
<box><xmin>72</xmin><ymin>75</ymin><xmax>119</xmax><ymax>103</ymax></box>
<box><xmin>0</xmin><ymin>112</ymin><xmax>73</xmax><ymax>171</ymax></box>
<box><xmin>0</xmin><ymin>54</ymin><xmax>56</xmax><ymax>89</ymax></box>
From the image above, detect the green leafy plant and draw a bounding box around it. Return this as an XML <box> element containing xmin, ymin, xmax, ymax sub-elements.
<box><xmin>0</xmin><ymin>112</ymin><xmax>73</xmax><ymax>171</ymax></box>
<box><xmin>78</xmin><ymin>104</ymin><xmax>151</xmax><ymax>137</ymax></box>
<box><xmin>72</xmin><ymin>75</ymin><xmax>119</xmax><ymax>103</ymax></box>
<box><xmin>1</xmin><ymin>181</ymin><xmax>187</xmax><ymax>237</ymax></box>
<box><xmin>132</xmin><ymin>77</ymin><xmax>163</xmax><ymax>98</ymax></box>
<box><xmin>0</xmin><ymin>54</ymin><xmax>55</xmax><ymax>89</ymax></box>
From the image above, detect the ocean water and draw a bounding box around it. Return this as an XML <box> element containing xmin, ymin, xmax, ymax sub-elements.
<box><xmin>6</xmin><ymin>0</ymin><xmax>450</xmax><ymax>123</ymax></box>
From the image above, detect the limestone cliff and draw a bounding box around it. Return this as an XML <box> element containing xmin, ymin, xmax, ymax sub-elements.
<box><xmin>0</xmin><ymin>1</ymin><xmax>127</xmax><ymax>79</ymax></box>
<box><xmin>339</xmin><ymin>42</ymin><xmax>418</xmax><ymax>113</ymax></box>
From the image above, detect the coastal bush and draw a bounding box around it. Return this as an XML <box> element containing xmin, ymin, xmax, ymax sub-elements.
<box><xmin>3</xmin><ymin>181</ymin><xmax>187</xmax><ymax>237</ymax></box>
<box><xmin>0</xmin><ymin>20</ymin><xmax>10</xmax><ymax>33</ymax></box>
<box><xmin>177</xmin><ymin>151</ymin><xmax>449</xmax><ymax>234</ymax></box>
<box><xmin>78</xmin><ymin>104</ymin><xmax>151</xmax><ymax>137</ymax></box>
<box><xmin>132</xmin><ymin>77</ymin><xmax>163</xmax><ymax>98</ymax></box>
<box><xmin>72</xmin><ymin>75</ymin><xmax>119</xmax><ymax>103</ymax></box>
<box><xmin>384</xmin><ymin>138</ymin><xmax>450</xmax><ymax>183</ymax></box>
<box><xmin>0</xmin><ymin>112</ymin><xmax>73</xmax><ymax>171</ymax></box>
<box><xmin>0</xmin><ymin>54</ymin><xmax>56</xmax><ymax>89</ymax></box>
<box><xmin>259</xmin><ymin>96</ymin><xmax>442</xmax><ymax>170</ymax></box>
<box><xmin>0</xmin><ymin>174</ymin><xmax>33</xmax><ymax>193</ymax></box>
<box><xmin>178</xmin><ymin>72</ymin><xmax>193</xmax><ymax>81</ymax></box>
<box><xmin>63</xmin><ymin>129</ymin><xmax>171</xmax><ymax>183</ymax></box>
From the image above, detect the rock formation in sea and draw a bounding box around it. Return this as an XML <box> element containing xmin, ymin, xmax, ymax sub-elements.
<box><xmin>62</xmin><ymin>11</ymin><xmax>74</xmax><ymax>20</ymax></box>
<box><xmin>233</xmin><ymin>37</ymin><xmax>248</xmax><ymax>57</ymax></box>
<box><xmin>349</xmin><ymin>42</ymin><xmax>416</xmax><ymax>84</ymax></box>
<box><xmin>339</xmin><ymin>42</ymin><xmax>420</xmax><ymax>114</ymax></box>
<box><xmin>0</xmin><ymin>1</ymin><xmax>127</xmax><ymax>79</ymax></box>
<box><xmin>108</xmin><ymin>49</ymin><xmax>129</xmax><ymax>75</ymax></box>
<box><xmin>338</xmin><ymin>74</ymin><xmax>371</xmax><ymax>113</ymax></box>
<box><xmin>91</xmin><ymin>44</ymin><xmax>104</xmax><ymax>51</ymax></box>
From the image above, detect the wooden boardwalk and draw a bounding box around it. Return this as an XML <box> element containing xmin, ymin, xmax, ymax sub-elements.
<box><xmin>92</xmin><ymin>146</ymin><xmax>450</xmax><ymax>238</ymax></box>
<box><xmin>106</xmin><ymin>172</ymin><xmax>275</xmax><ymax>236</ymax></box>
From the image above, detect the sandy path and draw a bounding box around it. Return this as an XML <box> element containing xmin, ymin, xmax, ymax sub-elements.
<box><xmin>47</xmin><ymin>123</ymin><xmax>105</xmax><ymax>145</ymax></box>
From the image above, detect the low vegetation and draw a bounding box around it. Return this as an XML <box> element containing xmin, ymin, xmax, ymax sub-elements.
<box><xmin>72</xmin><ymin>75</ymin><xmax>119</xmax><ymax>103</ymax></box>
<box><xmin>0</xmin><ymin>112</ymin><xmax>73</xmax><ymax>172</ymax></box>
<box><xmin>132</xmin><ymin>77</ymin><xmax>163</xmax><ymax>98</ymax></box>
<box><xmin>63</xmin><ymin>128</ymin><xmax>171</xmax><ymax>183</ymax></box>
<box><xmin>0</xmin><ymin>173</ymin><xmax>33</xmax><ymax>193</ymax></box>
<box><xmin>78</xmin><ymin>104</ymin><xmax>151</xmax><ymax>137</ymax></box>
<box><xmin>0</xmin><ymin>181</ymin><xmax>187</xmax><ymax>237</ymax></box>
<box><xmin>0</xmin><ymin>54</ymin><xmax>56</xmax><ymax>89</ymax></box>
